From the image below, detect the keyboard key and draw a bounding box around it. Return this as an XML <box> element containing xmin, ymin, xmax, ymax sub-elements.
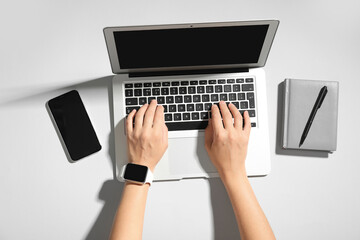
<box><xmin>247</xmin><ymin>92</ymin><xmax>255</xmax><ymax>108</ymax></box>
<box><xmin>245</xmin><ymin>78</ymin><xmax>254</xmax><ymax>83</ymax></box>
<box><xmin>190</xmin><ymin>80</ymin><xmax>198</xmax><ymax>85</ymax></box>
<box><xmin>199</xmin><ymin>80</ymin><xmax>207</xmax><ymax>85</ymax></box>
<box><xmin>229</xmin><ymin>93</ymin><xmax>236</xmax><ymax>101</ymax></box>
<box><xmin>204</xmin><ymin>103</ymin><xmax>212</xmax><ymax>110</ymax></box>
<box><xmin>233</xmin><ymin>84</ymin><xmax>241</xmax><ymax>92</ymax></box>
<box><xmin>218</xmin><ymin>79</ymin><xmax>226</xmax><ymax>84</ymax></box>
<box><xmin>157</xmin><ymin>96</ymin><xmax>165</xmax><ymax>104</ymax></box>
<box><xmin>232</xmin><ymin>102</ymin><xmax>239</xmax><ymax>109</ymax></box>
<box><xmin>197</xmin><ymin>86</ymin><xmax>205</xmax><ymax>93</ymax></box>
<box><xmin>134</xmin><ymin>83</ymin><xmax>142</xmax><ymax>88</ymax></box>
<box><xmin>143</xmin><ymin>89</ymin><xmax>151</xmax><ymax>96</ymax></box>
<box><xmin>144</xmin><ymin>82</ymin><xmax>152</xmax><ymax>87</ymax></box>
<box><xmin>125</xmin><ymin>83</ymin><xmax>133</xmax><ymax>88</ymax></box>
<box><xmin>165</xmin><ymin>114</ymin><xmax>172</xmax><ymax>121</ymax></box>
<box><xmin>175</xmin><ymin>96</ymin><xmax>183</xmax><ymax>103</ymax></box>
<box><xmin>182</xmin><ymin>113</ymin><xmax>190</xmax><ymax>120</ymax></box>
<box><xmin>220</xmin><ymin>94</ymin><xmax>228</xmax><ymax>101</ymax></box>
<box><xmin>215</xmin><ymin>85</ymin><xmax>223</xmax><ymax>92</ymax></box>
<box><xmin>187</xmin><ymin>104</ymin><xmax>195</xmax><ymax>111</ymax></box>
<box><xmin>248</xmin><ymin>110</ymin><xmax>256</xmax><ymax>117</ymax></box>
<box><xmin>202</xmin><ymin>94</ymin><xmax>210</xmax><ymax>102</ymax></box>
<box><xmin>178</xmin><ymin>104</ymin><xmax>186</xmax><ymax>112</ymax></box>
<box><xmin>181</xmin><ymin>81</ymin><xmax>189</xmax><ymax>86</ymax></box>
<box><xmin>147</xmin><ymin>97</ymin><xmax>156</xmax><ymax>103</ymax></box>
<box><xmin>227</xmin><ymin>79</ymin><xmax>235</xmax><ymax>83</ymax></box>
<box><xmin>166</xmin><ymin>121</ymin><xmax>208</xmax><ymax>131</ymax></box>
<box><xmin>174</xmin><ymin>113</ymin><xmax>182</xmax><ymax>121</ymax></box>
<box><xmin>162</xmin><ymin>82</ymin><xmax>170</xmax><ymax>86</ymax></box>
<box><xmin>170</xmin><ymin>87</ymin><xmax>178</xmax><ymax>95</ymax></box>
<box><xmin>211</xmin><ymin>94</ymin><xmax>219</xmax><ymax>101</ymax></box>
<box><xmin>184</xmin><ymin>95</ymin><xmax>192</xmax><ymax>103</ymax></box>
<box><xmin>125</xmin><ymin>98</ymin><xmax>138</xmax><ymax>105</ymax></box>
<box><xmin>166</xmin><ymin>96</ymin><xmax>174</xmax><ymax>104</ymax></box>
<box><xmin>139</xmin><ymin>97</ymin><xmax>147</xmax><ymax>105</ymax></box>
<box><xmin>153</xmin><ymin>82</ymin><xmax>161</xmax><ymax>87</ymax></box>
<box><xmin>209</xmin><ymin>80</ymin><xmax>216</xmax><ymax>84</ymax></box>
<box><xmin>125</xmin><ymin>89</ymin><xmax>133</xmax><ymax>97</ymax></box>
<box><xmin>161</xmin><ymin>88</ymin><xmax>169</xmax><ymax>95</ymax></box>
<box><xmin>193</xmin><ymin>95</ymin><xmax>201</xmax><ymax>102</ymax></box>
<box><xmin>236</xmin><ymin>78</ymin><xmax>244</xmax><ymax>83</ymax></box>
<box><xmin>200</xmin><ymin>112</ymin><xmax>209</xmax><ymax>119</ymax></box>
<box><xmin>134</xmin><ymin>89</ymin><xmax>142</xmax><ymax>96</ymax></box>
<box><xmin>152</xmin><ymin>88</ymin><xmax>160</xmax><ymax>95</ymax></box>
<box><xmin>171</xmin><ymin>81</ymin><xmax>180</xmax><ymax>86</ymax></box>
<box><xmin>163</xmin><ymin>105</ymin><xmax>168</xmax><ymax>112</ymax></box>
<box><xmin>238</xmin><ymin>93</ymin><xmax>245</xmax><ymax>100</ymax></box>
<box><xmin>242</xmin><ymin>84</ymin><xmax>254</xmax><ymax>91</ymax></box>
<box><xmin>179</xmin><ymin>87</ymin><xmax>187</xmax><ymax>94</ymax></box>
<box><xmin>240</xmin><ymin>101</ymin><xmax>249</xmax><ymax>109</ymax></box>
<box><xmin>206</xmin><ymin>86</ymin><xmax>214</xmax><ymax>93</ymax></box>
<box><xmin>126</xmin><ymin>106</ymin><xmax>140</xmax><ymax>114</ymax></box>
<box><xmin>188</xmin><ymin>86</ymin><xmax>196</xmax><ymax>94</ymax></box>
<box><xmin>196</xmin><ymin>103</ymin><xmax>204</xmax><ymax>111</ymax></box>
<box><xmin>224</xmin><ymin>85</ymin><xmax>231</xmax><ymax>92</ymax></box>
<box><xmin>169</xmin><ymin>105</ymin><xmax>177</xmax><ymax>112</ymax></box>
<box><xmin>191</xmin><ymin>112</ymin><xmax>200</xmax><ymax>120</ymax></box>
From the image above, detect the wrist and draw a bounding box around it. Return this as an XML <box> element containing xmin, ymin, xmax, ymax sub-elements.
<box><xmin>219</xmin><ymin>169</ymin><xmax>248</xmax><ymax>186</ymax></box>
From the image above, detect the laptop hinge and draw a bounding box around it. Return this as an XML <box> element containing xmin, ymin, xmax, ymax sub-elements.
<box><xmin>128</xmin><ymin>68</ymin><xmax>249</xmax><ymax>78</ymax></box>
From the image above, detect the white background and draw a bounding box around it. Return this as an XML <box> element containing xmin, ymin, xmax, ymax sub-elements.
<box><xmin>1</xmin><ymin>0</ymin><xmax>360</xmax><ymax>239</ymax></box>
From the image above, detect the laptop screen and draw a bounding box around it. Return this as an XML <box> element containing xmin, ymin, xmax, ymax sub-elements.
<box><xmin>113</xmin><ymin>25</ymin><xmax>269</xmax><ymax>69</ymax></box>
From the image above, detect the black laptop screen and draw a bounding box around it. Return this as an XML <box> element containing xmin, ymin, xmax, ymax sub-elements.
<box><xmin>113</xmin><ymin>25</ymin><xmax>269</xmax><ymax>69</ymax></box>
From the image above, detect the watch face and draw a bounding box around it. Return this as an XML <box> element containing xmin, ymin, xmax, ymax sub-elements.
<box><xmin>124</xmin><ymin>163</ymin><xmax>148</xmax><ymax>183</ymax></box>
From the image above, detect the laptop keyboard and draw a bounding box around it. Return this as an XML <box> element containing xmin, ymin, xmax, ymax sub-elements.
<box><xmin>124</xmin><ymin>77</ymin><xmax>257</xmax><ymax>131</ymax></box>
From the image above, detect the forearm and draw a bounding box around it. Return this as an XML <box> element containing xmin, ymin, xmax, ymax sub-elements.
<box><xmin>110</xmin><ymin>182</ymin><xmax>149</xmax><ymax>240</ymax></box>
<box><xmin>222</xmin><ymin>172</ymin><xmax>275</xmax><ymax>240</ymax></box>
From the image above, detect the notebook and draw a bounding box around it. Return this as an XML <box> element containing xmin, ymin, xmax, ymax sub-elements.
<box><xmin>104</xmin><ymin>20</ymin><xmax>279</xmax><ymax>181</ymax></box>
<box><xmin>282</xmin><ymin>79</ymin><xmax>339</xmax><ymax>152</ymax></box>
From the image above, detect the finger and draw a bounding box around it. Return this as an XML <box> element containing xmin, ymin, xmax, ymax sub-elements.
<box><xmin>210</xmin><ymin>104</ymin><xmax>223</xmax><ymax>133</ymax></box>
<box><xmin>243</xmin><ymin>111</ymin><xmax>251</xmax><ymax>134</ymax></box>
<box><xmin>219</xmin><ymin>101</ymin><xmax>233</xmax><ymax>129</ymax></box>
<box><xmin>153</xmin><ymin>105</ymin><xmax>165</xmax><ymax>128</ymax></box>
<box><xmin>126</xmin><ymin>109</ymin><xmax>136</xmax><ymax>135</ymax></box>
<box><xmin>204</xmin><ymin>119</ymin><xmax>214</xmax><ymax>150</ymax></box>
<box><xmin>134</xmin><ymin>103</ymin><xmax>148</xmax><ymax>129</ymax></box>
<box><xmin>229</xmin><ymin>103</ymin><xmax>242</xmax><ymax>129</ymax></box>
<box><xmin>143</xmin><ymin>100</ymin><xmax>158</xmax><ymax>128</ymax></box>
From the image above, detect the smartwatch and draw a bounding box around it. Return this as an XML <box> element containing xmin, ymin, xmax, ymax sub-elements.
<box><xmin>120</xmin><ymin>163</ymin><xmax>153</xmax><ymax>185</ymax></box>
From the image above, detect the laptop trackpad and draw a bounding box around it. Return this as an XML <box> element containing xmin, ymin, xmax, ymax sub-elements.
<box><xmin>164</xmin><ymin>136</ymin><xmax>217</xmax><ymax>179</ymax></box>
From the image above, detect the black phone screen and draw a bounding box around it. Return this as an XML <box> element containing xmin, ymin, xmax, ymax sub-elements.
<box><xmin>48</xmin><ymin>90</ymin><xmax>101</xmax><ymax>161</ymax></box>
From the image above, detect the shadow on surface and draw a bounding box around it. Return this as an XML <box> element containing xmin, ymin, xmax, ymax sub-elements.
<box><xmin>195</xmin><ymin>137</ymin><xmax>241</xmax><ymax>239</ymax></box>
<box><xmin>275</xmin><ymin>81</ymin><xmax>328</xmax><ymax>158</ymax></box>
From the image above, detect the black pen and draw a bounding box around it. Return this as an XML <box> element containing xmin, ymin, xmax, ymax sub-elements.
<box><xmin>299</xmin><ymin>86</ymin><xmax>328</xmax><ymax>147</ymax></box>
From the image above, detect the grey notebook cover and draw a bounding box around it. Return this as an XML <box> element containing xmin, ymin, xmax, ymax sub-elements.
<box><xmin>282</xmin><ymin>79</ymin><xmax>339</xmax><ymax>151</ymax></box>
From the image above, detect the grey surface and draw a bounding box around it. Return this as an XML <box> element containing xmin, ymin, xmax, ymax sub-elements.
<box><xmin>1</xmin><ymin>0</ymin><xmax>360</xmax><ymax>239</ymax></box>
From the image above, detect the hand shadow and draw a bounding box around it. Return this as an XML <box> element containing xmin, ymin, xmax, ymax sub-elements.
<box><xmin>196</xmin><ymin>136</ymin><xmax>242</xmax><ymax>240</ymax></box>
<box><xmin>84</xmin><ymin>179</ymin><xmax>124</xmax><ymax>240</ymax></box>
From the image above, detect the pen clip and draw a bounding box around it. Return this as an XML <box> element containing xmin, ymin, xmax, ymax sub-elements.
<box><xmin>317</xmin><ymin>86</ymin><xmax>328</xmax><ymax>109</ymax></box>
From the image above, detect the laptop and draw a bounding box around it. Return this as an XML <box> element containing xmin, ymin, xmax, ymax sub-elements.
<box><xmin>104</xmin><ymin>20</ymin><xmax>279</xmax><ymax>181</ymax></box>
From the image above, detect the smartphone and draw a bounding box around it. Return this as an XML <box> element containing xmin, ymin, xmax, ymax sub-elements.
<box><xmin>47</xmin><ymin>90</ymin><xmax>101</xmax><ymax>161</ymax></box>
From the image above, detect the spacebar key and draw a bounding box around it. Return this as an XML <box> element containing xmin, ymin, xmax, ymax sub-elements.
<box><xmin>166</xmin><ymin>121</ymin><xmax>209</xmax><ymax>131</ymax></box>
